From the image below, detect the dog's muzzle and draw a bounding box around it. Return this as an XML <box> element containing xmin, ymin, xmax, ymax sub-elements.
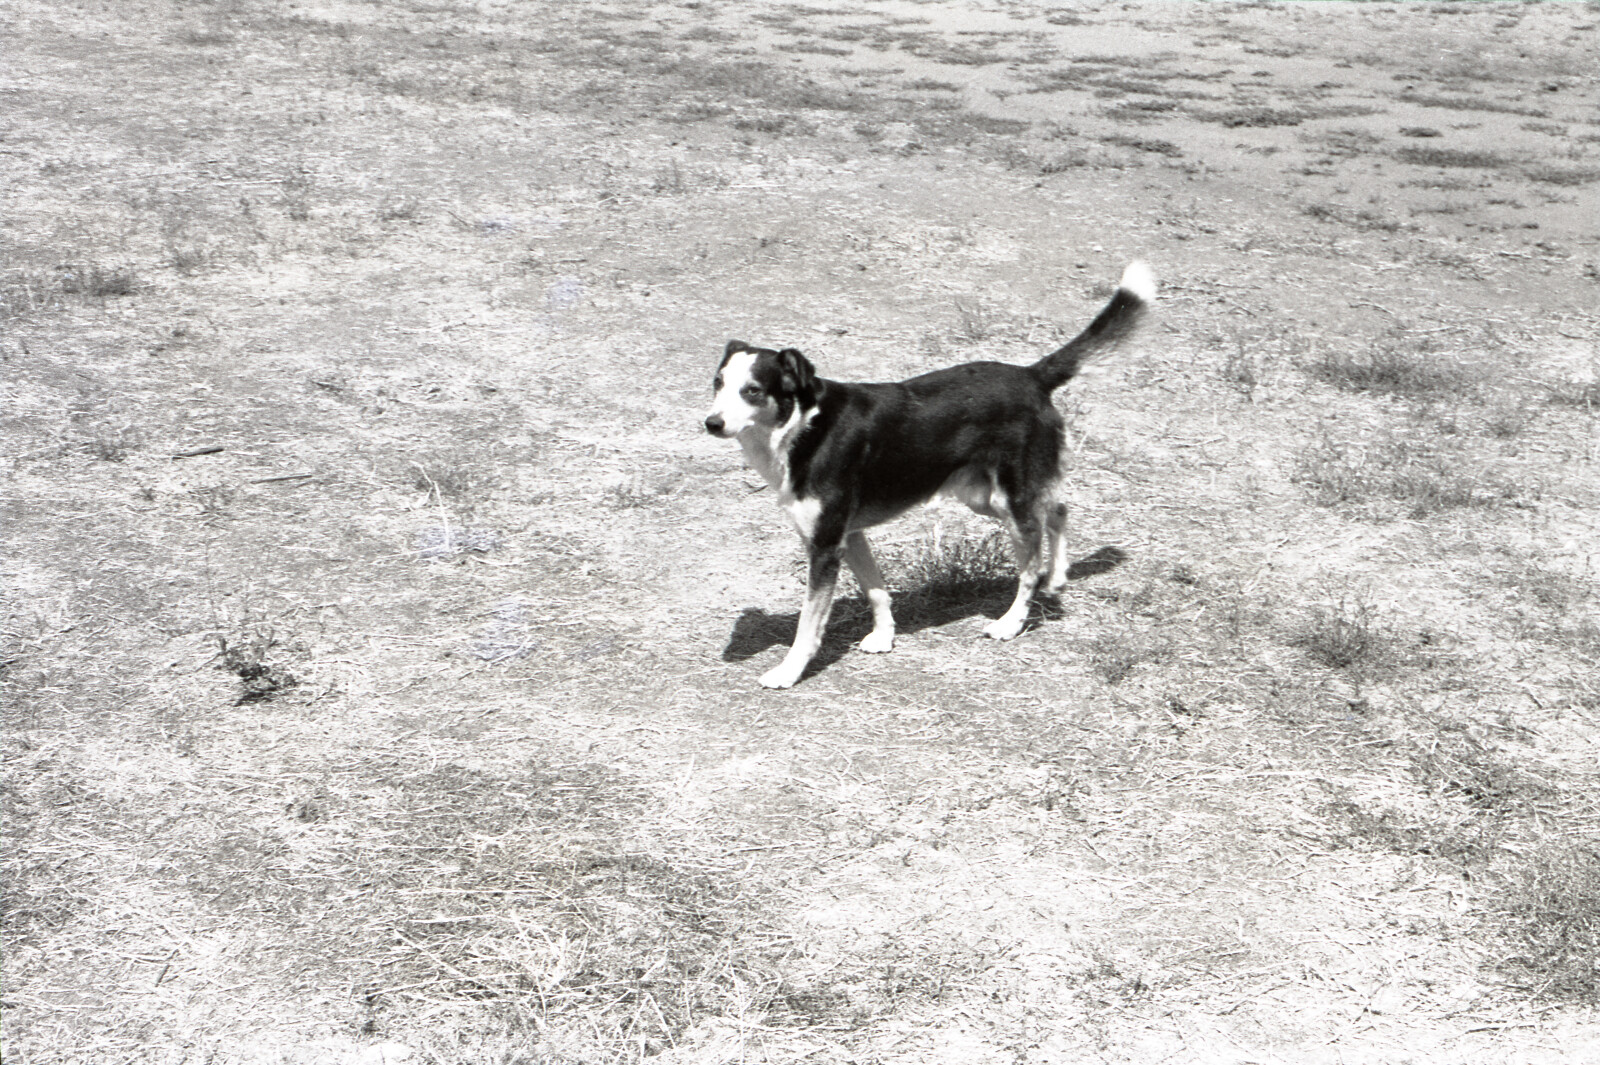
<box><xmin>704</xmin><ymin>414</ymin><xmax>727</xmax><ymax>436</ymax></box>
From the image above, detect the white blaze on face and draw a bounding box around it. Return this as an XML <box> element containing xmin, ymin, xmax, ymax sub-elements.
<box><xmin>707</xmin><ymin>350</ymin><xmax>765</xmax><ymax>436</ymax></box>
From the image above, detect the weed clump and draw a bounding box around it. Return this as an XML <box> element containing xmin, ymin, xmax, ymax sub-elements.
<box><xmin>218</xmin><ymin>633</ymin><xmax>298</xmax><ymax>704</ymax></box>
<box><xmin>1308</xmin><ymin>341</ymin><xmax>1470</xmax><ymax>399</ymax></box>
<box><xmin>1295</xmin><ymin>596</ymin><xmax>1386</xmax><ymax>671</ymax></box>
<box><xmin>1087</xmin><ymin>630</ymin><xmax>1167</xmax><ymax>685</ymax></box>
<box><xmin>893</xmin><ymin>528</ymin><xmax>1012</xmax><ymax>594</ymax></box>
<box><xmin>1493</xmin><ymin>841</ymin><xmax>1600</xmax><ymax>1003</ymax></box>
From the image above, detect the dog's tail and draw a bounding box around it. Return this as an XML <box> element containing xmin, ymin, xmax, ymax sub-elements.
<box><xmin>1030</xmin><ymin>261</ymin><xmax>1156</xmax><ymax>391</ymax></box>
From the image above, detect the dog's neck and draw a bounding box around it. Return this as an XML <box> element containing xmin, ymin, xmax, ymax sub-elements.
<box><xmin>736</xmin><ymin>403</ymin><xmax>814</xmax><ymax>490</ymax></box>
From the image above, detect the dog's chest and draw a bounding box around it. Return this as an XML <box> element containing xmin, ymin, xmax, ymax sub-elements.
<box><xmin>738</xmin><ymin>422</ymin><xmax>823</xmax><ymax>541</ymax></box>
<box><xmin>736</xmin><ymin>430</ymin><xmax>787</xmax><ymax>490</ymax></box>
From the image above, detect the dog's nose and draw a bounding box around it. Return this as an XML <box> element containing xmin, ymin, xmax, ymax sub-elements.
<box><xmin>704</xmin><ymin>414</ymin><xmax>725</xmax><ymax>436</ymax></box>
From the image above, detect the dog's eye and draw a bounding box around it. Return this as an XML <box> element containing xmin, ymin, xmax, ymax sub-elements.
<box><xmin>740</xmin><ymin>384</ymin><xmax>764</xmax><ymax>402</ymax></box>
<box><xmin>713</xmin><ymin>375</ymin><xmax>723</xmax><ymax>391</ymax></box>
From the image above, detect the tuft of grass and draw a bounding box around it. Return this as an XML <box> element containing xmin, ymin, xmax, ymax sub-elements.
<box><xmin>1099</xmin><ymin>134</ymin><xmax>1182</xmax><ymax>157</ymax></box>
<box><xmin>1294</xmin><ymin>595</ymin><xmax>1385</xmax><ymax>671</ymax></box>
<box><xmin>56</xmin><ymin>262</ymin><xmax>139</xmax><ymax>298</ymax></box>
<box><xmin>952</xmin><ymin>298</ymin><xmax>1002</xmax><ymax>342</ymax></box>
<box><xmin>1087</xmin><ymin>630</ymin><xmax>1167</xmax><ymax>685</ymax></box>
<box><xmin>1523</xmin><ymin>164</ymin><xmax>1600</xmax><ymax>187</ymax></box>
<box><xmin>408</xmin><ymin>456</ymin><xmax>491</xmax><ymax>504</ymax></box>
<box><xmin>377</xmin><ymin>195</ymin><xmax>423</xmax><ymax>222</ymax></box>
<box><xmin>603</xmin><ymin>479</ymin><xmax>674</xmax><ymax>508</ymax></box>
<box><xmin>1216</xmin><ymin>333</ymin><xmax>1260</xmax><ymax>399</ymax></box>
<box><xmin>1492</xmin><ymin>840</ymin><xmax>1600</xmax><ymax>1003</ymax></box>
<box><xmin>2</xmin><ymin>262</ymin><xmax>139</xmax><ymax>316</ymax></box>
<box><xmin>1409</xmin><ymin>734</ymin><xmax>1556</xmax><ymax>816</ymax></box>
<box><xmin>1319</xmin><ymin>796</ymin><xmax>1495</xmax><ymax>864</ymax></box>
<box><xmin>1395</xmin><ymin>146</ymin><xmax>1507</xmax><ymax>170</ymax></box>
<box><xmin>1190</xmin><ymin>104</ymin><xmax>1377</xmax><ymax>128</ymax></box>
<box><xmin>80</xmin><ymin>425</ymin><xmax>139</xmax><ymax>462</ymax></box>
<box><xmin>177</xmin><ymin>27</ymin><xmax>235</xmax><ymax>46</ymax></box>
<box><xmin>884</xmin><ymin>528</ymin><xmax>1014</xmax><ymax>624</ymax></box>
<box><xmin>262</xmin><ymin>165</ymin><xmax>316</xmax><ymax>222</ymax></box>
<box><xmin>897</xmin><ymin>528</ymin><xmax>1012</xmax><ymax>589</ymax></box>
<box><xmin>732</xmin><ymin>113</ymin><xmax>813</xmax><ymax>135</ymax></box>
<box><xmin>217</xmin><ymin>631</ymin><xmax>299</xmax><ymax>704</ymax></box>
<box><xmin>1402</xmin><ymin>93</ymin><xmax>1550</xmax><ymax>118</ymax></box>
<box><xmin>1307</xmin><ymin>340</ymin><xmax>1472</xmax><ymax>399</ymax></box>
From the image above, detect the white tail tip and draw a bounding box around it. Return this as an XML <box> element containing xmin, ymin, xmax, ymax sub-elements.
<box><xmin>1119</xmin><ymin>261</ymin><xmax>1156</xmax><ymax>303</ymax></box>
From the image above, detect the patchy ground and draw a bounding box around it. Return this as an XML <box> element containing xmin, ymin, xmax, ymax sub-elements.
<box><xmin>3</xmin><ymin>1</ymin><xmax>1598</xmax><ymax>1063</ymax></box>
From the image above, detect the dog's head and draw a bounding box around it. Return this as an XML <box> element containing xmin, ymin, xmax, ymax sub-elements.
<box><xmin>704</xmin><ymin>340</ymin><xmax>817</xmax><ymax>438</ymax></box>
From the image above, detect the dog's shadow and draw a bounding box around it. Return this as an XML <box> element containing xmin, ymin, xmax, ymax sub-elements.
<box><xmin>721</xmin><ymin>546</ymin><xmax>1128</xmax><ymax>675</ymax></box>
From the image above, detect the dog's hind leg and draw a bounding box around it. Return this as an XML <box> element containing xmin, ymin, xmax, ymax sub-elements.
<box><xmin>985</xmin><ymin>510</ymin><xmax>1045</xmax><ymax>642</ymax></box>
<box><xmin>844</xmin><ymin>531</ymin><xmax>895</xmax><ymax>654</ymax></box>
<box><xmin>760</xmin><ymin>541</ymin><xmax>842</xmax><ymax>689</ymax></box>
<box><xmin>1043</xmin><ymin>500</ymin><xmax>1070</xmax><ymax>594</ymax></box>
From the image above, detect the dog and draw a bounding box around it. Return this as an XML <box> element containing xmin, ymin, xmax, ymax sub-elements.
<box><xmin>705</xmin><ymin>262</ymin><xmax>1155</xmax><ymax>688</ymax></box>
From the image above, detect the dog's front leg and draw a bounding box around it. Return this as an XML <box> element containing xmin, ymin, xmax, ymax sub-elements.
<box><xmin>760</xmin><ymin>540</ymin><xmax>842</xmax><ymax>689</ymax></box>
<box><xmin>844</xmin><ymin>531</ymin><xmax>894</xmax><ymax>654</ymax></box>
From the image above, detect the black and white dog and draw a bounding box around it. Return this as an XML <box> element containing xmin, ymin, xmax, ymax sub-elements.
<box><xmin>705</xmin><ymin>262</ymin><xmax>1155</xmax><ymax>688</ymax></box>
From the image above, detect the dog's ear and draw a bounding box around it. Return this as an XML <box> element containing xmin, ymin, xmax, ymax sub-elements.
<box><xmin>777</xmin><ymin>348</ymin><xmax>816</xmax><ymax>403</ymax></box>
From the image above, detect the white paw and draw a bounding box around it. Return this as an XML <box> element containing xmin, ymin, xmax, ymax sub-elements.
<box><xmin>759</xmin><ymin>662</ymin><xmax>805</xmax><ymax>689</ymax></box>
<box><xmin>859</xmin><ymin>630</ymin><xmax>895</xmax><ymax>654</ymax></box>
<box><xmin>983</xmin><ymin>617</ymin><xmax>1025</xmax><ymax>641</ymax></box>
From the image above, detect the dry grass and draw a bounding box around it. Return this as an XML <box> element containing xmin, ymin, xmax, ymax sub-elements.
<box><xmin>1493</xmin><ymin>840</ymin><xmax>1600</xmax><ymax>1004</ymax></box>
<box><xmin>1306</xmin><ymin>339</ymin><xmax>1474</xmax><ymax>399</ymax></box>
<box><xmin>1294</xmin><ymin>429</ymin><xmax>1523</xmax><ymax>518</ymax></box>
<box><xmin>5</xmin><ymin>2</ymin><xmax>1600</xmax><ymax>1063</ymax></box>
